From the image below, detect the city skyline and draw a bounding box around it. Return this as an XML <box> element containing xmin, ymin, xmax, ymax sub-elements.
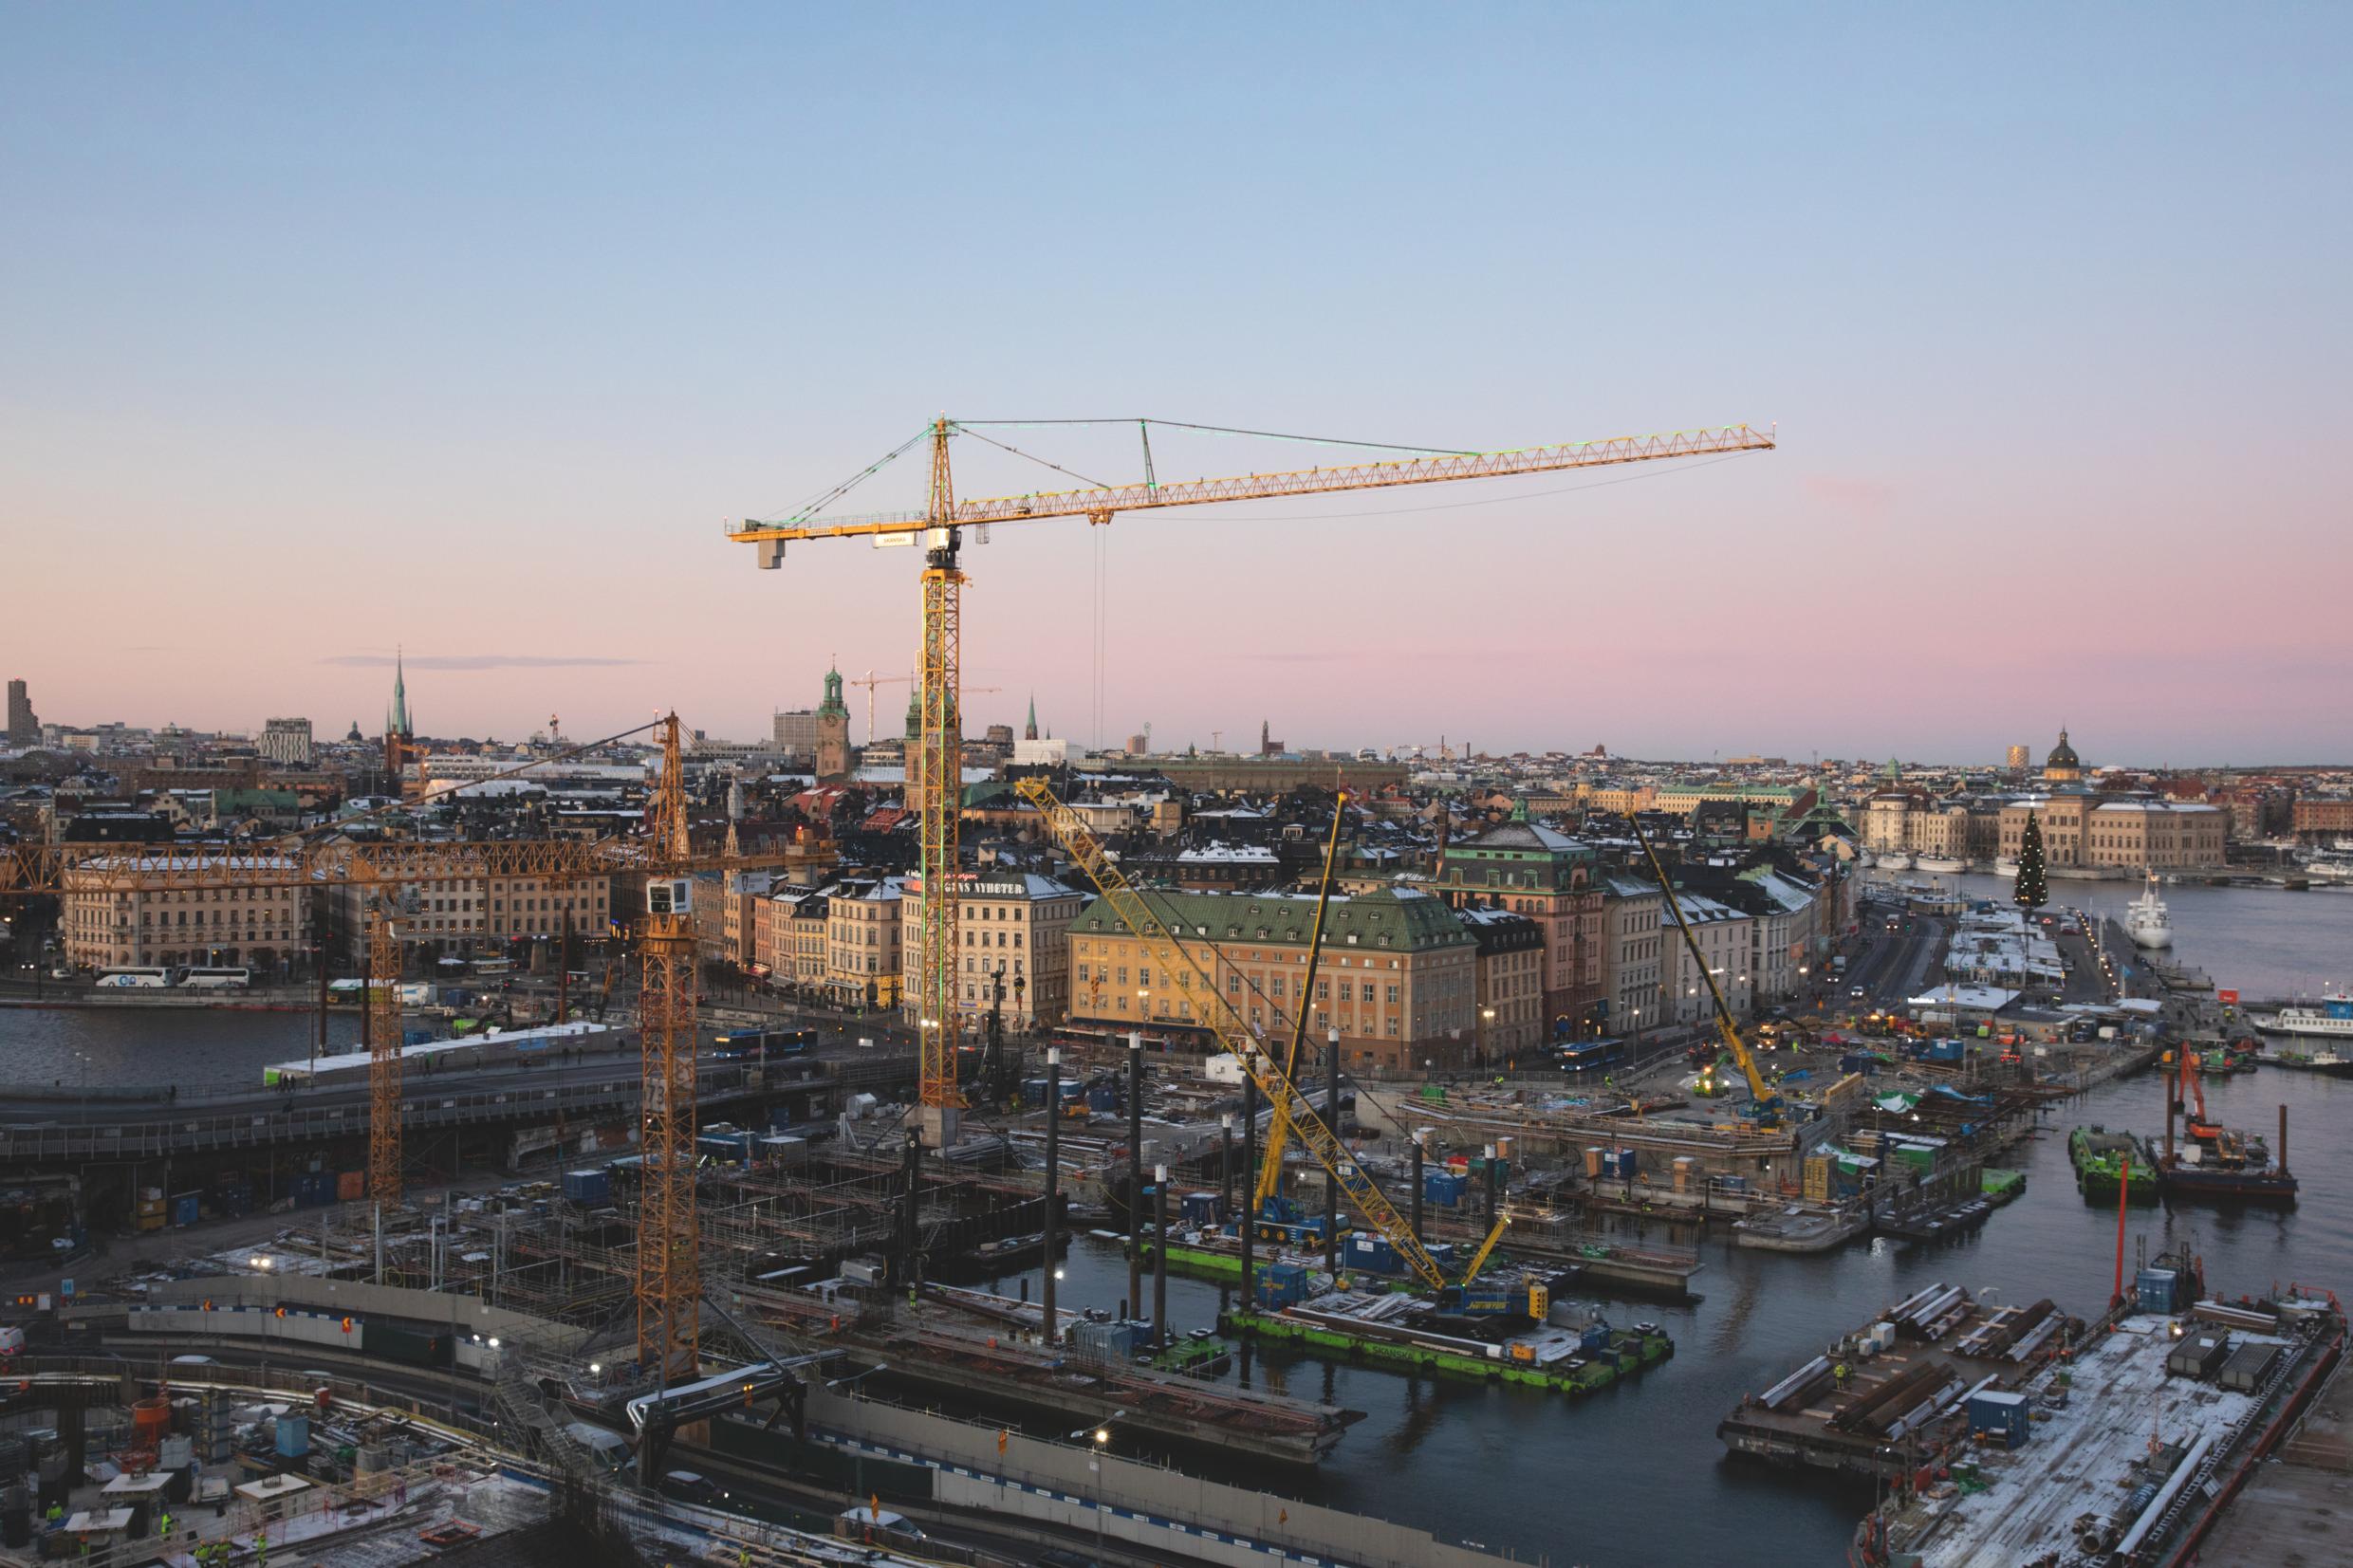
<box><xmin>7</xmin><ymin>7</ymin><xmax>2346</xmax><ymax>762</ymax></box>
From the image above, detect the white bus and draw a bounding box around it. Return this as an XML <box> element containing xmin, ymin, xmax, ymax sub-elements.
<box><xmin>97</xmin><ymin>967</ymin><xmax>184</xmax><ymax>988</ymax></box>
<box><xmin>469</xmin><ymin>957</ymin><xmax>515</xmax><ymax>976</ymax></box>
<box><xmin>180</xmin><ymin>967</ymin><xmax>252</xmax><ymax>991</ymax></box>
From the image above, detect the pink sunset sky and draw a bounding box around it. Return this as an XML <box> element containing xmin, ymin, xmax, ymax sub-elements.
<box><xmin>5</xmin><ymin>9</ymin><xmax>2346</xmax><ymax>766</ymax></box>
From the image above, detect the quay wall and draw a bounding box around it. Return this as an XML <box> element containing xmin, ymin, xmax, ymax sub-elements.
<box><xmin>809</xmin><ymin>1386</ymin><xmax>1514</xmax><ymax>1568</ymax></box>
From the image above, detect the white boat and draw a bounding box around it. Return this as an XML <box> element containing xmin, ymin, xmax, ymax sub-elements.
<box><xmin>1994</xmin><ymin>858</ymin><xmax>2020</xmax><ymax>877</ymax></box>
<box><xmin>1877</xmin><ymin>851</ymin><xmax>1914</xmax><ymax>872</ymax></box>
<box><xmin>2124</xmin><ymin>873</ymin><xmax>2172</xmax><ymax>948</ymax></box>
<box><xmin>1916</xmin><ymin>855</ymin><xmax>1967</xmax><ymax>874</ymax></box>
<box><xmin>2252</xmin><ymin>993</ymin><xmax>2353</xmax><ymax>1040</ymax></box>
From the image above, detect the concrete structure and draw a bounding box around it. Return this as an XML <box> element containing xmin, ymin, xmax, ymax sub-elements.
<box><xmin>5</xmin><ymin>678</ymin><xmax>35</xmax><ymax>746</ymax></box>
<box><xmin>258</xmin><ymin>716</ymin><xmax>314</xmax><ymax>766</ymax></box>
<box><xmin>1435</xmin><ymin>800</ymin><xmax>1604</xmax><ymax>1034</ymax></box>
<box><xmin>63</xmin><ymin>858</ymin><xmax>310</xmax><ymax>971</ymax></box>
<box><xmin>770</xmin><ymin>707</ymin><xmax>819</xmax><ymax>757</ymax></box>
<box><xmin>901</xmin><ymin>871</ymin><xmax>1087</xmax><ymax>1032</ymax></box>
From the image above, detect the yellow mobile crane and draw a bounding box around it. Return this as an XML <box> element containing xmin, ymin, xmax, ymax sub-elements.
<box><xmin>1249</xmin><ymin>790</ymin><xmax>1349</xmax><ymax>1245</ymax></box>
<box><xmin>1019</xmin><ymin>777</ymin><xmax>1531</xmax><ymax>1316</ymax></box>
<box><xmin>1629</xmin><ymin>817</ymin><xmax>1783</xmax><ymax>1129</ymax></box>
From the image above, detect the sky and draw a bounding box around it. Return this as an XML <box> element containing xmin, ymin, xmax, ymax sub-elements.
<box><xmin>4</xmin><ymin>5</ymin><xmax>2348</xmax><ymax>766</ymax></box>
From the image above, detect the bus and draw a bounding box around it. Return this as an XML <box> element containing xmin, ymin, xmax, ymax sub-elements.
<box><xmin>469</xmin><ymin>956</ymin><xmax>516</xmax><ymax>976</ymax></box>
<box><xmin>711</xmin><ymin>1027</ymin><xmax>815</xmax><ymax>1060</ymax></box>
<box><xmin>97</xmin><ymin>967</ymin><xmax>183</xmax><ymax>988</ymax></box>
<box><xmin>1553</xmin><ymin>1037</ymin><xmax>1628</xmax><ymax>1073</ymax></box>
<box><xmin>180</xmin><ymin>967</ymin><xmax>252</xmax><ymax>991</ymax></box>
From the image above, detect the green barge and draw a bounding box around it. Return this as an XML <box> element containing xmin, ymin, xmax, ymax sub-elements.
<box><xmin>2069</xmin><ymin>1125</ymin><xmax>2159</xmax><ymax>1206</ymax></box>
<box><xmin>1223</xmin><ymin>1305</ymin><xmax>1674</xmax><ymax>1396</ymax></box>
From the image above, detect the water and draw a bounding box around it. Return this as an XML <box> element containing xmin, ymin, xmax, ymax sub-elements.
<box><xmin>0</xmin><ymin>1005</ymin><xmax>363</xmax><ymax>1090</ymax></box>
<box><xmin>1883</xmin><ymin>870</ymin><xmax>2353</xmax><ymax>1000</ymax></box>
<box><xmin>981</xmin><ymin>1064</ymin><xmax>2353</xmax><ymax>1566</ymax></box>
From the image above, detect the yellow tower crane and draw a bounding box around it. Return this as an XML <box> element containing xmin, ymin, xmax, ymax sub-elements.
<box><xmin>731</xmin><ymin>417</ymin><xmax>1775</xmax><ymax>1141</ymax></box>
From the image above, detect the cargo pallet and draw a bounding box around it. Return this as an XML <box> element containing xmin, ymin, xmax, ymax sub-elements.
<box><xmin>1222</xmin><ymin>1306</ymin><xmax>1672</xmax><ymax>1396</ymax></box>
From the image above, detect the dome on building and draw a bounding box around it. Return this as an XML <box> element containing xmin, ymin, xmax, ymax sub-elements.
<box><xmin>2046</xmin><ymin>729</ymin><xmax>2080</xmax><ymax>769</ymax></box>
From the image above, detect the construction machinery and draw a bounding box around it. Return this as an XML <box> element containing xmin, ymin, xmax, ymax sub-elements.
<box><xmin>1629</xmin><ymin>816</ymin><xmax>1783</xmax><ymax>1129</ymax></box>
<box><xmin>732</xmin><ymin>417</ymin><xmax>1775</xmax><ymax>1137</ymax></box>
<box><xmin>0</xmin><ymin>714</ymin><xmax>781</xmax><ymax>1378</ymax></box>
<box><xmin>1251</xmin><ymin>791</ymin><xmax>1350</xmax><ymax>1248</ymax></box>
<box><xmin>1019</xmin><ymin>776</ymin><xmax>1529</xmax><ymax>1316</ymax></box>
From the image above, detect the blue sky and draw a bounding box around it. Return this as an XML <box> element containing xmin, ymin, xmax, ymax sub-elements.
<box><xmin>5</xmin><ymin>5</ymin><xmax>2347</xmax><ymax>762</ymax></box>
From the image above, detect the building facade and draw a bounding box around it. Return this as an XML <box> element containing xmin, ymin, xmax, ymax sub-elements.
<box><xmin>815</xmin><ymin>668</ymin><xmax>855</xmax><ymax>783</ymax></box>
<box><xmin>1600</xmin><ymin>877</ymin><xmax>1666</xmax><ymax>1039</ymax></box>
<box><xmin>1068</xmin><ymin>886</ymin><xmax>1477</xmax><ymax>1073</ymax></box>
<box><xmin>1998</xmin><ymin>795</ymin><xmax>2225</xmax><ymax>870</ymax></box>
<box><xmin>62</xmin><ymin>860</ymin><xmax>309</xmax><ymax>973</ymax></box>
<box><xmin>901</xmin><ymin>872</ymin><xmax>1087</xmax><ymax>1033</ymax></box>
<box><xmin>825</xmin><ymin>878</ymin><xmax>903</xmax><ymax>1006</ymax></box>
<box><xmin>1434</xmin><ymin>802</ymin><xmax>1604</xmax><ymax>1034</ymax></box>
<box><xmin>1459</xmin><ymin>906</ymin><xmax>1545</xmax><ymax>1064</ymax></box>
<box><xmin>328</xmin><ymin>874</ymin><xmax>609</xmax><ymax>965</ymax></box>
<box><xmin>259</xmin><ymin>717</ymin><xmax>314</xmax><ymax>766</ymax></box>
<box><xmin>1660</xmin><ymin>892</ymin><xmax>1754</xmax><ymax>1025</ymax></box>
<box><xmin>6</xmin><ymin>680</ymin><xmax>38</xmax><ymax>747</ymax></box>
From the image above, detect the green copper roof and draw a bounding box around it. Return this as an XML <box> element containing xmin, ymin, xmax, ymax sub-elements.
<box><xmin>1072</xmin><ymin>885</ymin><xmax>1471</xmax><ymax>952</ymax></box>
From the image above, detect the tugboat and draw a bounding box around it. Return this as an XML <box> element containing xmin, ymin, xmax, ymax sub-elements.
<box><xmin>2124</xmin><ymin>872</ymin><xmax>2173</xmax><ymax>949</ymax></box>
<box><xmin>2266</xmin><ymin>1045</ymin><xmax>2353</xmax><ymax>1077</ymax></box>
<box><xmin>2154</xmin><ymin>1046</ymin><xmax>2298</xmax><ymax>1206</ymax></box>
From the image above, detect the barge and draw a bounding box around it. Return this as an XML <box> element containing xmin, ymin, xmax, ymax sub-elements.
<box><xmin>1227</xmin><ymin>1289</ymin><xmax>1672</xmax><ymax>1398</ymax></box>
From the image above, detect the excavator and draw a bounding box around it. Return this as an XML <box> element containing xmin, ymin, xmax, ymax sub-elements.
<box><xmin>1630</xmin><ymin>817</ymin><xmax>1784</xmax><ymax>1131</ymax></box>
<box><xmin>1018</xmin><ymin>777</ymin><xmax>1536</xmax><ymax>1319</ymax></box>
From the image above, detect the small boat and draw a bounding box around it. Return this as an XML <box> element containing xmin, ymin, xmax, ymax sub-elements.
<box><xmin>1994</xmin><ymin>858</ymin><xmax>2020</xmax><ymax>877</ymax></box>
<box><xmin>1916</xmin><ymin>855</ymin><xmax>1967</xmax><ymax>874</ymax></box>
<box><xmin>2125</xmin><ymin>873</ymin><xmax>2173</xmax><ymax>949</ymax></box>
<box><xmin>1877</xmin><ymin>851</ymin><xmax>1914</xmax><ymax>872</ymax></box>
<box><xmin>2268</xmin><ymin>1048</ymin><xmax>2353</xmax><ymax>1077</ymax></box>
<box><xmin>2252</xmin><ymin>992</ymin><xmax>2353</xmax><ymax>1041</ymax></box>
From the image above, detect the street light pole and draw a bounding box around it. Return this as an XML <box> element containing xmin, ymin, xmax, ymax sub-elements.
<box><xmin>1042</xmin><ymin>1045</ymin><xmax>1062</xmax><ymax>1347</ymax></box>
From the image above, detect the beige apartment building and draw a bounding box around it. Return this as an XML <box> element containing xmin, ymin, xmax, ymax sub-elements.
<box><xmin>327</xmin><ymin>874</ymin><xmax>608</xmax><ymax>964</ymax></box>
<box><xmin>1068</xmin><ymin>885</ymin><xmax>1477</xmax><ymax>1074</ymax></box>
<box><xmin>62</xmin><ymin>860</ymin><xmax>309</xmax><ymax>972</ymax></box>
<box><xmin>826</xmin><ymin>878</ymin><xmax>904</xmax><ymax>1006</ymax></box>
<box><xmin>1600</xmin><ymin>877</ymin><xmax>1667</xmax><ymax>1038</ymax></box>
<box><xmin>900</xmin><ymin>872</ymin><xmax>1087</xmax><ymax>1033</ymax></box>
<box><xmin>1459</xmin><ymin>905</ymin><xmax>1545</xmax><ymax>1064</ymax></box>
<box><xmin>2000</xmin><ymin>795</ymin><xmax>2226</xmax><ymax>870</ymax></box>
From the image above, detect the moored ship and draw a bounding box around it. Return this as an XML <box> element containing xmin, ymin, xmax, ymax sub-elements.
<box><xmin>2252</xmin><ymin>991</ymin><xmax>2353</xmax><ymax>1040</ymax></box>
<box><xmin>2123</xmin><ymin>872</ymin><xmax>2173</xmax><ymax>948</ymax></box>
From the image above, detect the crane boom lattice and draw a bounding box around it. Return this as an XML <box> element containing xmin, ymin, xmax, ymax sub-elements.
<box><xmin>1016</xmin><ymin>777</ymin><xmax>1474</xmax><ymax>1294</ymax></box>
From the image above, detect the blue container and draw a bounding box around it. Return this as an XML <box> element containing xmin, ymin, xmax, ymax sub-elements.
<box><xmin>562</xmin><ymin>1169</ymin><xmax>612</xmax><ymax>1208</ymax></box>
<box><xmin>1258</xmin><ymin>1262</ymin><xmax>1311</xmax><ymax>1308</ymax></box>
<box><xmin>1344</xmin><ymin>1234</ymin><xmax>1401</xmax><ymax>1275</ymax></box>
<box><xmin>275</xmin><ymin>1414</ymin><xmax>310</xmax><ymax>1458</ymax></box>
<box><xmin>1087</xmin><ymin>1083</ymin><xmax>1121</xmax><ymax>1113</ymax></box>
<box><xmin>1615</xmin><ymin>1149</ymin><xmax>1639</xmax><ymax>1180</ymax></box>
<box><xmin>1423</xmin><ymin>1172</ymin><xmax>1466</xmax><ymax>1207</ymax></box>
<box><xmin>172</xmin><ymin>1195</ymin><xmax>201</xmax><ymax>1227</ymax></box>
<box><xmin>1180</xmin><ymin>1192</ymin><xmax>1221</xmax><ymax>1227</ymax></box>
<box><xmin>402</xmin><ymin>1028</ymin><xmax>435</xmax><ymax>1046</ymax></box>
<box><xmin>1580</xmin><ymin>1322</ymin><xmax>1616</xmax><ymax>1351</ymax></box>
<box><xmin>2137</xmin><ymin>1267</ymin><xmax>2181</xmax><ymax>1315</ymax></box>
<box><xmin>1967</xmin><ymin>1391</ymin><xmax>2029</xmax><ymax>1448</ymax></box>
<box><xmin>1021</xmin><ymin>1079</ymin><xmax>1050</xmax><ymax>1109</ymax></box>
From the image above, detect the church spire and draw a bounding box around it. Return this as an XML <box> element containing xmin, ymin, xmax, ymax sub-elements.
<box><xmin>1025</xmin><ymin>692</ymin><xmax>1039</xmax><ymax>742</ymax></box>
<box><xmin>390</xmin><ymin>646</ymin><xmax>411</xmax><ymax>736</ymax></box>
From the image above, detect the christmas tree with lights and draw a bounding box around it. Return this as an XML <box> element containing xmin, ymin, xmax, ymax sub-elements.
<box><xmin>2014</xmin><ymin>811</ymin><xmax>2049</xmax><ymax>911</ymax></box>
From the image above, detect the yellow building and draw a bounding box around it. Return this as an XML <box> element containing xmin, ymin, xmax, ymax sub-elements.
<box><xmin>901</xmin><ymin>872</ymin><xmax>1088</xmax><ymax>1032</ymax></box>
<box><xmin>1068</xmin><ymin>886</ymin><xmax>1476</xmax><ymax>1073</ymax></box>
<box><xmin>827</xmin><ymin>878</ymin><xmax>904</xmax><ymax>1006</ymax></box>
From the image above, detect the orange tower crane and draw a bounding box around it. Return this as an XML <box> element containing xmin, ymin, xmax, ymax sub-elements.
<box><xmin>2</xmin><ymin>715</ymin><xmax>778</xmax><ymax>1376</ymax></box>
<box><xmin>731</xmin><ymin>417</ymin><xmax>1775</xmax><ymax>1136</ymax></box>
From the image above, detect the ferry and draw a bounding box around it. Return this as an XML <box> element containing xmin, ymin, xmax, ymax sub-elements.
<box><xmin>1875</xmin><ymin>851</ymin><xmax>1914</xmax><ymax>872</ymax></box>
<box><xmin>2251</xmin><ymin>992</ymin><xmax>2353</xmax><ymax>1041</ymax></box>
<box><xmin>2122</xmin><ymin>872</ymin><xmax>2172</xmax><ymax>948</ymax></box>
<box><xmin>1914</xmin><ymin>855</ymin><xmax>1967</xmax><ymax>874</ymax></box>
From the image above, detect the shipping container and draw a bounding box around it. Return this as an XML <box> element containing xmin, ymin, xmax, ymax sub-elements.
<box><xmin>171</xmin><ymin>1195</ymin><xmax>201</xmax><ymax>1227</ymax></box>
<box><xmin>1967</xmin><ymin>1391</ymin><xmax>2029</xmax><ymax>1448</ymax></box>
<box><xmin>562</xmin><ymin>1170</ymin><xmax>612</xmax><ymax>1208</ymax></box>
<box><xmin>274</xmin><ymin>1414</ymin><xmax>310</xmax><ymax>1458</ymax></box>
<box><xmin>336</xmin><ymin>1171</ymin><xmax>366</xmax><ymax>1203</ymax></box>
<box><xmin>2218</xmin><ymin>1341</ymin><xmax>2282</xmax><ymax>1392</ymax></box>
<box><xmin>1422</xmin><ymin>1172</ymin><xmax>1466</xmax><ymax>1208</ymax></box>
<box><xmin>2136</xmin><ymin>1268</ymin><xmax>2182</xmax><ymax>1316</ymax></box>
<box><xmin>2165</xmin><ymin>1332</ymin><xmax>2232</xmax><ymax>1379</ymax></box>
